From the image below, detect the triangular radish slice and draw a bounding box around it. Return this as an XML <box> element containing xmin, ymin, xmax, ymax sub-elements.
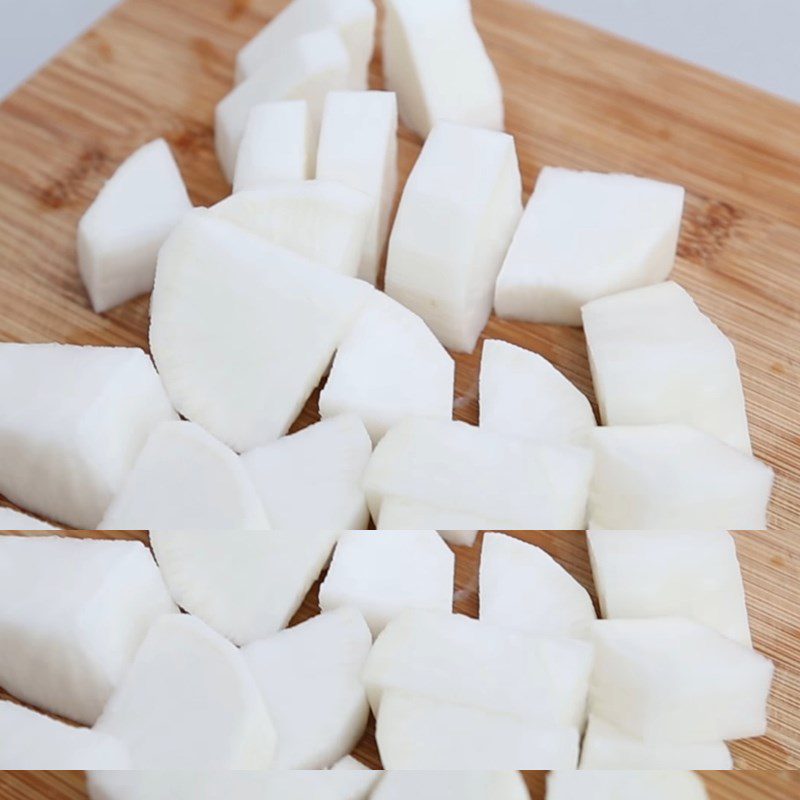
<box><xmin>0</xmin><ymin>507</ymin><xmax>54</xmax><ymax>530</ymax></box>
<box><xmin>546</xmin><ymin>771</ymin><xmax>709</xmax><ymax>800</ymax></box>
<box><xmin>99</xmin><ymin>421</ymin><xmax>268</xmax><ymax>530</ymax></box>
<box><xmin>373</xmin><ymin>771</ymin><xmax>531</xmax><ymax>800</ymax></box>
<box><xmin>149</xmin><ymin>530</ymin><xmax>340</xmax><ymax>645</ymax></box>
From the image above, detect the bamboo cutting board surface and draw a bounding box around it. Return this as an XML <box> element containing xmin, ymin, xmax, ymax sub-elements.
<box><xmin>0</xmin><ymin>0</ymin><xmax>799</xmax><ymax>528</ymax></box>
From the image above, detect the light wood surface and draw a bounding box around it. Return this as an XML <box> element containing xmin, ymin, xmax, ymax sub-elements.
<box><xmin>0</xmin><ymin>0</ymin><xmax>798</xmax><ymax>528</ymax></box>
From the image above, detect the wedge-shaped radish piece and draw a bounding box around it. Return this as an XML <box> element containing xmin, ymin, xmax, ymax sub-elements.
<box><xmin>211</xmin><ymin>181</ymin><xmax>372</xmax><ymax>277</ymax></box>
<box><xmin>243</xmin><ymin>607</ymin><xmax>372</xmax><ymax>768</ymax></box>
<box><xmin>149</xmin><ymin>530</ymin><xmax>339</xmax><ymax>645</ymax></box>
<box><xmin>373</xmin><ymin>771</ymin><xmax>530</xmax><ymax>800</ymax></box>
<box><xmin>364</xmin><ymin>418</ymin><xmax>593</xmax><ymax>529</ymax></box>
<box><xmin>587</xmin><ymin>530</ymin><xmax>751</xmax><ymax>645</ymax></box>
<box><xmin>0</xmin><ymin>507</ymin><xmax>53</xmax><ymax>529</ymax></box>
<box><xmin>386</xmin><ymin>123</ymin><xmax>521</xmax><ymax>351</ymax></box>
<box><xmin>495</xmin><ymin>168</ymin><xmax>685</xmax><ymax>325</ymax></box>
<box><xmin>588</xmin><ymin>425</ymin><xmax>773</xmax><ymax>529</ymax></box>
<box><xmin>546</xmin><ymin>771</ymin><xmax>709</xmax><ymax>800</ymax></box>
<box><xmin>78</xmin><ymin>139</ymin><xmax>191</xmax><ymax>313</ymax></box>
<box><xmin>480</xmin><ymin>532</ymin><xmax>596</xmax><ymax>638</ymax></box>
<box><xmin>378</xmin><ymin>496</ymin><xmax>495</xmax><ymax>533</ymax></box>
<box><xmin>319</xmin><ymin>531</ymin><xmax>454</xmax><ymax>635</ymax></box>
<box><xmin>99</xmin><ymin>421</ymin><xmax>268</xmax><ymax>530</ymax></box>
<box><xmin>383</xmin><ymin>0</ymin><xmax>503</xmax><ymax>137</ymax></box>
<box><xmin>150</xmin><ymin>212</ymin><xmax>372</xmax><ymax>451</ymax></box>
<box><xmin>319</xmin><ymin>292</ymin><xmax>455</xmax><ymax>442</ymax></box>
<box><xmin>579</xmin><ymin>715</ymin><xmax>732</xmax><ymax>770</ymax></box>
<box><xmin>583</xmin><ymin>282</ymin><xmax>751</xmax><ymax>452</ymax></box>
<box><xmin>439</xmin><ymin>530</ymin><xmax>478</xmax><ymax>547</ymax></box>
<box><xmin>317</xmin><ymin>91</ymin><xmax>398</xmax><ymax>283</ymax></box>
<box><xmin>0</xmin><ymin>535</ymin><xmax>176</xmax><ymax>724</ymax></box>
<box><xmin>0</xmin><ymin>343</ymin><xmax>175</xmax><ymax>529</ymax></box>
<box><xmin>242</xmin><ymin>416</ymin><xmax>372</xmax><ymax>530</ymax></box>
<box><xmin>479</xmin><ymin>339</ymin><xmax>595</xmax><ymax>444</ymax></box>
<box><xmin>590</xmin><ymin>618</ymin><xmax>773</xmax><ymax>743</ymax></box>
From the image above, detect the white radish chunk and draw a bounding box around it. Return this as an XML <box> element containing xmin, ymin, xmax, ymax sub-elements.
<box><xmin>377</xmin><ymin>496</ymin><xmax>494</xmax><ymax>533</ymax></box>
<box><xmin>319</xmin><ymin>291</ymin><xmax>455</xmax><ymax>443</ymax></box>
<box><xmin>583</xmin><ymin>281</ymin><xmax>751</xmax><ymax>452</ymax></box>
<box><xmin>99</xmin><ymin>421</ymin><xmax>268</xmax><ymax>530</ymax></box>
<box><xmin>331</xmin><ymin>755</ymin><xmax>372</xmax><ymax>770</ymax></box>
<box><xmin>383</xmin><ymin>0</ymin><xmax>504</xmax><ymax>138</ymax></box>
<box><xmin>385</xmin><ymin>122</ymin><xmax>522</xmax><ymax>352</ymax></box>
<box><xmin>317</xmin><ymin>90</ymin><xmax>398</xmax><ymax>284</ymax></box>
<box><xmin>587</xmin><ymin>530</ymin><xmax>751</xmax><ymax>645</ymax></box>
<box><xmin>0</xmin><ymin>507</ymin><xmax>54</xmax><ymax>529</ymax></box>
<box><xmin>373</xmin><ymin>771</ymin><xmax>531</xmax><ymax>800</ymax></box>
<box><xmin>546</xmin><ymin>771</ymin><xmax>709</xmax><ymax>800</ymax></box>
<box><xmin>0</xmin><ymin>535</ymin><xmax>176</xmax><ymax>725</ymax></box>
<box><xmin>149</xmin><ymin>530</ymin><xmax>339</xmax><ymax>646</ymax></box>
<box><xmin>495</xmin><ymin>168</ymin><xmax>685</xmax><ymax>325</ymax></box>
<box><xmin>150</xmin><ymin>212</ymin><xmax>372</xmax><ymax>451</ymax></box>
<box><xmin>0</xmin><ymin>343</ymin><xmax>175</xmax><ymax>529</ymax></box>
<box><xmin>588</xmin><ymin>424</ymin><xmax>774</xmax><ymax>529</ymax></box>
<box><xmin>319</xmin><ymin>531</ymin><xmax>454</xmax><ymax>635</ymax></box>
<box><xmin>479</xmin><ymin>532</ymin><xmax>596</xmax><ymax>638</ymax></box>
<box><xmin>439</xmin><ymin>530</ymin><xmax>478</xmax><ymax>547</ymax></box>
<box><xmin>95</xmin><ymin>615</ymin><xmax>275</xmax><ymax>768</ymax></box>
<box><xmin>242</xmin><ymin>415</ymin><xmax>372</xmax><ymax>530</ymax></box>
<box><xmin>479</xmin><ymin>339</ymin><xmax>596</xmax><ymax>444</ymax></box>
<box><xmin>242</xmin><ymin>607</ymin><xmax>372</xmax><ymax>769</ymax></box>
<box><xmin>590</xmin><ymin>618</ymin><xmax>773</xmax><ymax>743</ymax></box>
<box><xmin>78</xmin><ymin>139</ymin><xmax>191</xmax><ymax>313</ymax></box>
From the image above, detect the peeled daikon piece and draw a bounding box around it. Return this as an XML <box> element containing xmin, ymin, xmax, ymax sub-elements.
<box><xmin>150</xmin><ymin>212</ymin><xmax>372</xmax><ymax>451</ymax></box>
<box><xmin>317</xmin><ymin>90</ymin><xmax>398</xmax><ymax>283</ymax></box>
<box><xmin>439</xmin><ymin>530</ymin><xmax>478</xmax><ymax>547</ymax></box>
<box><xmin>383</xmin><ymin>0</ymin><xmax>503</xmax><ymax>137</ymax></box>
<box><xmin>373</xmin><ymin>771</ymin><xmax>531</xmax><ymax>800</ymax></box>
<box><xmin>211</xmin><ymin>180</ymin><xmax>372</xmax><ymax>278</ymax></box>
<box><xmin>588</xmin><ymin>424</ymin><xmax>774</xmax><ymax>529</ymax></box>
<box><xmin>319</xmin><ymin>531</ymin><xmax>454</xmax><ymax>635</ymax></box>
<box><xmin>480</xmin><ymin>532</ymin><xmax>596</xmax><ymax>638</ymax></box>
<box><xmin>95</xmin><ymin>614</ymin><xmax>276</xmax><ymax>768</ymax></box>
<box><xmin>479</xmin><ymin>339</ymin><xmax>596</xmax><ymax>444</ymax></box>
<box><xmin>378</xmin><ymin>496</ymin><xmax>495</xmax><ymax>532</ymax></box>
<box><xmin>0</xmin><ymin>535</ymin><xmax>176</xmax><ymax>725</ymax></box>
<box><xmin>78</xmin><ymin>139</ymin><xmax>191</xmax><ymax>313</ymax></box>
<box><xmin>587</xmin><ymin>530</ymin><xmax>751</xmax><ymax>645</ymax></box>
<box><xmin>364</xmin><ymin>418</ymin><xmax>593</xmax><ymax>529</ymax></box>
<box><xmin>242</xmin><ymin>415</ymin><xmax>372</xmax><ymax>530</ymax></box>
<box><xmin>385</xmin><ymin>122</ymin><xmax>522</xmax><ymax>352</ymax></box>
<box><xmin>149</xmin><ymin>530</ymin><xmax>339</xmax><ymax>645</ymax></box>
<box><xmin>242</xmin><ymin>607</ymin><xmax>372</xmax><ymax>768</ymax></box>
<box><xmin>319</xmin><ymin>291</ymin><xmax>455</xmax><ymax>442</ymax></box>
<box><xmin>0</xmin><ymin>507</ymin><xmax>53</xmax><ymax>529</ymax></box>
<box><xmin>590</xmin><ymin>618</ymin><xmax>773</xmax><ymax>743</ymax></box>
<box><xmin>0</xmin><ymin>343</ymin><xmax>175</xmax><ymax>529</ymax></box>
<box><xmin>99</xmin><ymin>421</ymin><xmax>268</xmax><ymax>530</ymax></box>
<box><xmin>546</xmin><ymin>771</ymin><xmax>709</xmax><ymax>800</ymax></box>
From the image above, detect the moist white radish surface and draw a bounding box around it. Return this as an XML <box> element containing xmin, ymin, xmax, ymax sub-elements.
<box><xmin>546</xmin><ymin>770</ymin><xmax>710</xmax><ymax>800</ymax></box>
<box><xmin>372</xmin><ymin>771</ymin><xmax>531</xmax><ymax>800</ymax></box>
<box><xmin>0</xmin><ymin>507</ymin><xmax>54</xmax><ymax>529</ymax></box>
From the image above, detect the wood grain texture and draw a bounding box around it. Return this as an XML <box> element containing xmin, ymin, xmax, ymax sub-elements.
<box><xmin>0</xmin><ymin>0</ymin><xmax>799</xmax><ymax>528</ymax></box>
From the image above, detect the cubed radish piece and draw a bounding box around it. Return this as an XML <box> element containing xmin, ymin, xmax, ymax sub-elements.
<box><xmin>242</xmin><ymin>607</ymin><xmax>372</xmax><ymax>768</ymax></box>
<box><xmin>99</xmin><ymin>421</ymin><xmax>268</xmax><ymax>530</ymax></box>
<box><xmin>211</xmin><ymin>181</ymin><xmax>372</xmax><ymax>278</ymax></box>
<box><xmin>480</xmin><ymin>532</ymin><xmax>596</xmax><ymax>638</ymax></box>
<box><xmin>373</xmin><ymin>771</ymin><xmax>530</xmax><ymax>800</ymax></box>
<box><xmin>546</xmin><ymin>771</ymin><xmax>709</xmax><ymax>800</ymax></box>
<box><xmin>386</xmin><ymin>122</ymin><xmax>521</xmax><ymax>351</ymax></box>
<box><xmin>319</xmin><ymin>291</ymin><xmax>455</xmax><ymax>443</ymax></box>
<box><xmin>242</xmin><ymin>416</ymin><xmax>372</xmax><ymax>530</ymax></box>
<box><xmin>150</xmin><ymin>212</ymin><xmax>372</xmax><ymax>451</ymax></box>
<box><xmin>317</xmin><ymin>91</ymin><xmax>398</xmax><ymax>283</ymax></box>
<box><xmin>0</xmin><ymin>535</ymin><xmax>175</xmax><ymax>724</ymax></box>
<box><xmin>439</xmin><ymin>530</ymin><xmax>478</xmax><ymax>546</ymax></box>
<box><xmin>149</xmin><ymin>531</ymin><xmax>339</xmax><ymax>645</ymax></box>
<box><xmin>590</xmin><ymin>618</ymin><xmax>773</xmax><ymax>743</ymax></box>
<box><xmin>0</xmin><ymin>507</ymin><xmax>53</xmax><ymax>529</ymax></box>
<box><xmin>331</xmin><ymin>755</ymin><xmax>372</xmax><ymax>770</ymax></box>
<box><xmin>377</xmin><ymin>496</ymin><xmax>494</xmax><ymax>533</ymax></box>
<box><xmin>588</xmin><ymin>425</ymin><xmax>773</xmax><ymax>529</ymax></box>
<box><xmin>319</xmin><ymin>531</ymin><xmax>454</xmax><ymax>635</ymax></box>
<box><xmin>479</xmin><ymin>339</ymin><xmax>596</xmax><ymax>444</ymax></box>
<box><xmin>364</xmin><ymin>418</ymin><xmax>593</xmax><ymax>528</ymax></box>
<box><xmin>587</xmin><ymin>530</ymin><xmax>751</xmax><ymax>645</ymax></box>
<box><xmin>78</xmin><ymin>139</ymin><xmax>191</xmax><ymax>313</ymax></box>
<box><xmin>0</xmin><ymin>343</ymin><xmax>175</xmax><ymax>529</ymax></box>
<box><xmin>383</xmin><ymin>0</ymin><xmax>503</xmax><ymax>137</ymax></box>
<box><xmin>233</xmin><ymin>101</ymin><xmax>313</xmax><ymax>192</ymax></box>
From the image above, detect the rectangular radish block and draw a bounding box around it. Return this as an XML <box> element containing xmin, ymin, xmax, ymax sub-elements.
<box><xmin>546</xmin><ymin>771</ymin><xmax>709</xmax><ymax>800</ymax></box>
<box><xmin>373</xmin><ymin>771</ymin><xmax>531</xmax><ymax>800</ymax></box>
<box><xmin>590</xmin><ymin>618</ymin><xmax>774</xmax><ymax>743</ymax></box>
<box><xmin>0</xmin><ymin>507</ymin><xmax>54</xmax><ymax>529</ymax></box>
<box><xmin>319</xmin><ymin>531</ymin><xmax>454</xmax><ymax>635</ymax></box>
<box><xmin>377</xmin><ymin>496</ymin><xmax>496</xmax><ymax>532</ymax></box>
<box><xmin>0</xmin><ymin>535</ymin><xmax>176</xmax><ymax>725</ymax></box>
<box><xmin>78</xmin><ymin>139</ymin><xmax>191</xmax><ymax>313</ymax></box>
<box><xmin>495</xmin><ymin>167</ymin><xmax>685</xmax><ymax>325</ymax></box>
<box><xmin>385</xmin><ymin>122</ymin><xmax>522</xmax><ymax>352</ymax></box>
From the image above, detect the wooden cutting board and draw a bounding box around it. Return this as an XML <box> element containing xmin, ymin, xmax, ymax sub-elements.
<box><xmin>0</xmin><ymin>0</ymin><xmax>799</xmax><ymax>528</ymax></box>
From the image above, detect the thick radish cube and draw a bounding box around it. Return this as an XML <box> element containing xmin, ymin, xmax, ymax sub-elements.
<box><xmin>377</xmin><ymin>496</ymin><xmax>495</xmax><ymax>532</ymax></box>
<box><xmin>0</xmin><ymin>508</ymin><xmax>53</xmax><ymax>529</ymax></box>
<box><xmin>546</xmin><ymin>771</ymin><xmax>709</xmax><ymax>800</ymax></box>
<box><xmin>373</xmin><ymin>771</ymin><xmax>530</xmax><ymax>800</ymax></box>
<box><xmin>385</xmin><ymin>122</ymin><xmax>522</xmax><ymax>352</ymax></box>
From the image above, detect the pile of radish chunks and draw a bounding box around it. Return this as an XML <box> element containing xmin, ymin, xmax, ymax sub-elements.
<box><xmin>0</xmin><ymin>0</ymin><xmax>776</xmax><ymax>532</ymax></box>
